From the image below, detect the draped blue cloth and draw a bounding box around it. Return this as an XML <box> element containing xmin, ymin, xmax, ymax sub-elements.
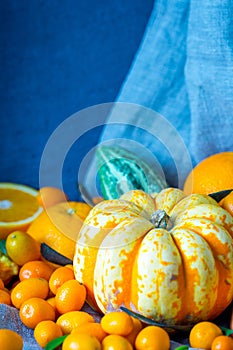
<box><xmin>98</xmin><ymin>0</ymin><xmax>233</xmax><ymax>188</ymax></box>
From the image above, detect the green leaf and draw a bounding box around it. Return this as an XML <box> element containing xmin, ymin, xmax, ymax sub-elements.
<box><xmin>120</xmin><ymin>307</ymin><xmax>193</xmax><ymax>332</ymax></box>
<box><xmin>45</xmin><ymin>335</ymin><xmax>68</xmax><ymax>350</ymax></box>
<box><xmin>0</xmin><ymin>240</ymin><xmax>7</xmax><ymax>255</ymax></box>
<box><xmin>174</xmin><ymin>346</ymin><xmax>189</xmax><ymax>350</ymax></box>
<box><xmin>220</xmin><ymin>326</ymin><xmax>233</xmax><ymax>336</ymax></box>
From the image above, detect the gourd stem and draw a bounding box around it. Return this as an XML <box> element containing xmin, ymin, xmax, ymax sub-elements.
<box><xmin>150</xmin><ymin>210</ymin><xmax>170</xmax><ymax>229</ymax></box>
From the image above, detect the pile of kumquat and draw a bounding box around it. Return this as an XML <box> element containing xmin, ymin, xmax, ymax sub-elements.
<box><xmin>1</xmin><ymin>229</ymin><xmax>233</xmax><ymax>350</ymax></box>
<box><xmin>0</xmin><ymin>185</ymin><xmax>233</xmax><ymax>350</ymax></box>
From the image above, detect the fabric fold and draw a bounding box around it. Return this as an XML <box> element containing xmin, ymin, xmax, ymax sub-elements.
<box><xmin>90</xmin><ymin>0</ymin><xmax>192</xmax><ymax>189</ymax></box>
<box><xmin>95</xmin><ymin>0</ymin><xmax>233</xmax><ymax>189</ymax></box>
<box><xmin>185</xmin><ymin>0</ymin><xmax>233</xmax><ymax>162</ymax></box>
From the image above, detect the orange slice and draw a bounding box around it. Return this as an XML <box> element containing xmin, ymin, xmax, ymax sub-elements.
<box><xmin>0</xmin><ymin>182</ymin><xmax>43</xmax><ymax>239</ymax></box>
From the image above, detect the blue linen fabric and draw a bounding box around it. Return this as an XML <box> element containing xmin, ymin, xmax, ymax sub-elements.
<box><xmin>186</xmin><ymin>0</ymin><xmax>233</xmax><ymax>159</ymax></box>
<box><xmin>97</xmin><ymin>0</ymin><xmax>233</xmax><ymax>188</ymax></box>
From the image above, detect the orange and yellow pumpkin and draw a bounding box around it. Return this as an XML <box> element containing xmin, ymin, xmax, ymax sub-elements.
<box><xmin>73</xmin><ymin>188</ymin><xmax>233</xmax><ymax>325</ymax></box>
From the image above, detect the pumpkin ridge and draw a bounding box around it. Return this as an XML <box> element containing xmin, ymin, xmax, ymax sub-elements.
<box><xmin>174</xmin><ymin>204</ymin><xmax>233</xmax><ymax>237</ymax></box>
<box><xmin>132</xmin><ymin>228</ymin><xmax>184</xmax><ymax>323</ymax></box>
<box><xmin>174</xmin><ymin>218</ymin><xmax>233</xmax><ymax>318</ymax></box>
<box><xmin>168</xmin><ymin>230</ymin><xmax>188</xmax><ymax>322</ymax></box>
<box><xmin>169</xmin><ymin>194</ymin><xmax>217</xmax><ymax>222</ymax></box>
<box><xmin>171</xmin><ymin>228</ymin><xmax>218</xmax><ymax>323</ymax></box>
<box><xmin>120</xmin><ymin>190</ymin><xmax>156</xmax><ymax>219</ymax></box>
<box><xmin>171</xmin><ymin>224</ymin><xmax>218</xmax><ymax>321</ymax></box>
<box><xmin>115</xmin><ymin>237</ymin><xmax>143</xmax><ymax>311</ymax></box>
<box><xmin>154</xmin><ymin>187</ymin><xmax>186</xmax><ymax>215</ymax></box>
<box><xmin>93</xmin><ymin>217</ymin><xmax>153</xmax><ymax>312</ymax></box>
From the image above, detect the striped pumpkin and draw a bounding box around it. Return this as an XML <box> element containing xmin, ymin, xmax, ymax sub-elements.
<box><xmin>73</xmin><ymin>188</ymin><xmax>233</xmax><ymax>325</ymax></box>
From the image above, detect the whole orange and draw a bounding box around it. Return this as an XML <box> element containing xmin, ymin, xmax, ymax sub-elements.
<box><xmin>189</xmin><ymin>321</ymin><xmax>223</xmax><ymax>349</ymax></box>
<box><xmin>11</xmin><ymin>277</ymin><xmax>49</xmax><ymax>309</ymax></box>
<box><xmin>19</xmin><ymin>297</ymin><xmax>55</xmax><ymax>329</ymax></box>
<box><xmin>49</xmin><ymin>266</ymin><xmax>75</xmax><ymax>295</ymax></box>
<box><xmin>6</xmin><ymin>230</ymin><xmax>41</xmax><ymax>266</ymax></box>
<box><xmin>62</xmin><ymin>333</ymin><xmax>101</xmax><ymax>350</ymax></box>
<box><xmin>183</xmin><ymin>152</ymin><xmax>233</xmax><ymax>195</ymax></box>
<box><xmin>101</xmin><ymin>311</ymin><xmax>134</xmax><ymax>336</ymax></box>
<box><xmin>55</xmin><ymin>279</ymin><xmax>86</xmax><ymax>314</ymax></box>
<box><xmin>135</xmin><ymin>325</ymin><xmax>170</xmax><ymax>350</ymax></box>
<box><xmin>0</xmin><ymin>329</ymin><xmax>23</xmax><ymax>350</ymax></box>
<box><xmin>19</xmin><ymin>260</ymin><xmax>55</xmax><ymax>281</ymax></box>
<box><xmin>211</xmin><ymin>335</ymin><xmax>233</xmax><ymax>350</ymax></box>
<box><xmin>27</xmin><ymin>201</ymin><xmax>91</xmax><ymax>260</ymax></box>
<box><xmin>102</xmin><ymin>334</ymin><xmax>133</xmax><ymax>350</ymax></box>
<box><xmin>56</xmin><ymin>311</ymin><xmax>95</xmax><ymax>334</ymax></box>
<box><xmin>34</xmin><ymin>320</ymin><xmax>63</xmax><ymax>348</ymax></box>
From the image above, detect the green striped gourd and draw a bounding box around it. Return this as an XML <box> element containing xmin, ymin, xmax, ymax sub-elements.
<box><xmin>96</xmin><ymin>145</ymin><xmax>168</xmax><ymax>199</ymax></box>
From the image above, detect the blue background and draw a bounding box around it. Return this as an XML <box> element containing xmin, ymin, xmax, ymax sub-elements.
<box><xmin>0</xmin><ymin>0</ymin><xmax>154</xmax><ymax>200</ymax></box>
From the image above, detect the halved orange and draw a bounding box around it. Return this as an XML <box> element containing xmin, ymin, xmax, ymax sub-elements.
<box><xmin>0</xmin><ymin>183</ymin><xmax>43</xmax><ymax>239</ymax></box>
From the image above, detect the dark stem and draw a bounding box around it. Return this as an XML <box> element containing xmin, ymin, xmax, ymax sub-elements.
<box><xmin>150</xmin><ymin>209</ymin><xmax>170</xmax><ymax>229</ymax></box>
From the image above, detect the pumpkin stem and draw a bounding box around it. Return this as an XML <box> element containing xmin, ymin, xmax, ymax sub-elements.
<box><xmin>150</xmin><ymin>210</ymin><xmax>170</xmax><ymax>229</ymax></box>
